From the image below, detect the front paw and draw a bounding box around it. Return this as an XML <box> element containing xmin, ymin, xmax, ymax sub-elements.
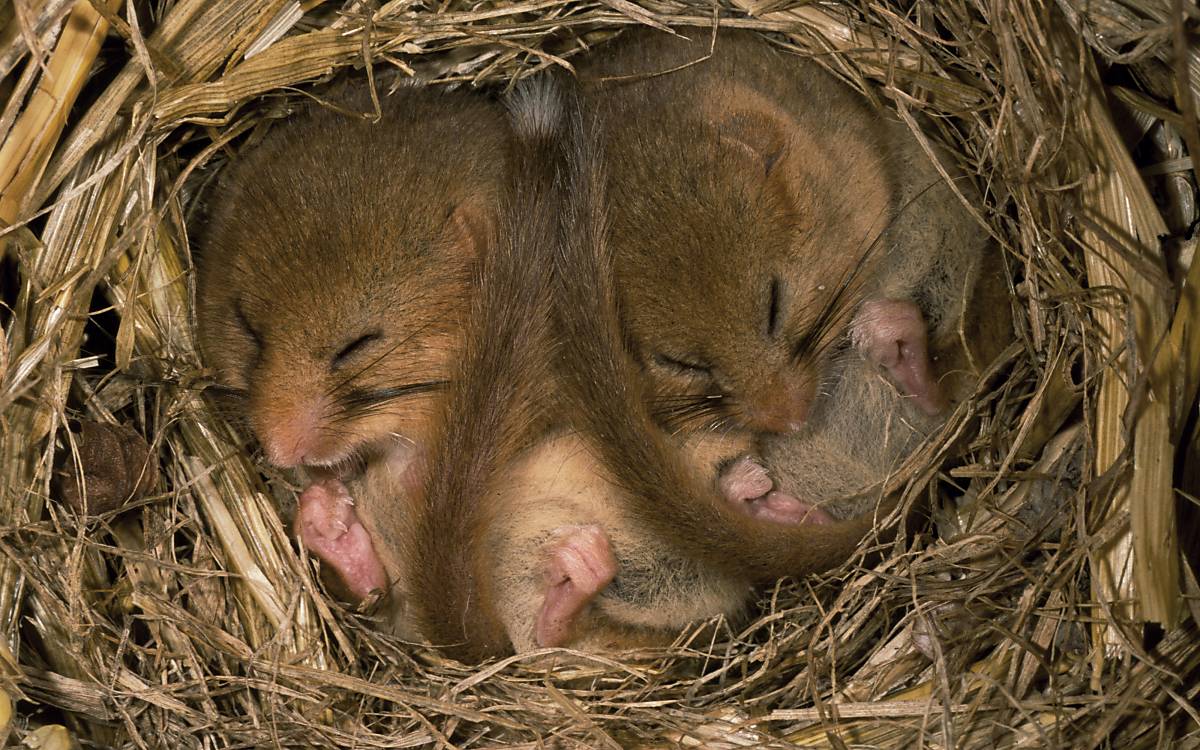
<box><xmin>718</xmin><ymin>456</ymin><xmax>834</xmax><ymax>526</ymax></box>
<box><xmin>295</xmin><ymin>479</ymin><xmax>389</xmax><ymax>600</ymax></box>
<box><xmin>718</xmin><ymin>455</ymin><xmax>774</xmax><ymax>503</ymax></box>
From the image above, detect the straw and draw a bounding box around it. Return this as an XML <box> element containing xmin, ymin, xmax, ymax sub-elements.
<box><xmin>0</xmin><ymin>0</ymin><xmax>1197</xmax><ymax>745</ymax></box>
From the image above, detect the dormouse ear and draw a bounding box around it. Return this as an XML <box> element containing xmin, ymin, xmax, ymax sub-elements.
<box><xmin>440</xmin><ymin>197</ymin><xmax>494</xmax><ymax>261</ymax></box>
<box><xmin>702</xmin><ymin>86</ymin><xmax>798</xmax><ymax>176</ymax></box>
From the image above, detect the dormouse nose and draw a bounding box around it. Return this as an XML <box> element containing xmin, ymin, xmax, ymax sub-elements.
<box><xmin>249</xmin><ymin>353</ymin><xmax>331</xmax><ymax>467</ymax></box>
<box><xmin>257</xmin><ymin>406</ymin><xmax>322</xmax><ymax>467</ymax></box>
<box><xmin>746</xmin><ymin>376</ymin><xmax>814</xmax><ymax>434</ymax></box>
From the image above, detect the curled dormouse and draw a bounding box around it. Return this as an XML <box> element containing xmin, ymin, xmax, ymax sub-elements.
<box><xmin>195</xmin><ymin>81</ymin><xmax>513</xmax><ymax>604</ymax></box>
<box><xmin>196</xmin><ymin>82</ymin><xmax>510</xmax><ymax>473</ymax></box>
<box><xmin>580</xmin><ymin>28</ymin><xmax>1009</xmax><ymax>521</ymax></box>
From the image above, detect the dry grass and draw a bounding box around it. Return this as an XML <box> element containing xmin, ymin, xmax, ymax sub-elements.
<box><xmin>0</xmin><ymin>0</ymin><xmax>1198</xmax><ymax>747</ymax></box>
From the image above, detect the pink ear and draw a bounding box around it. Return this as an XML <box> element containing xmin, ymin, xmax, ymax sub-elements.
<box><xmin>534</xmin><ymin>525</ymin><xmax>617</xmax><ymax>648</ymax></box>
<box><xmin>853</xmin><ymin>299</ymin><xmax>946</xmax><ymax>415</ymax></box>
<box><xmin>701</xmin><ymin>86</ymin><xmax>797</xmax><ymax>175</ymax></box>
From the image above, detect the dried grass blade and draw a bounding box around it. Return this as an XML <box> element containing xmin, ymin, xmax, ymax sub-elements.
<box><xmin>0</xmin><ymin>0</ymin><xmax>74</xmax><ymax>80</ymax></box>
<box><xmin>0</xmin><ymin>0</ymin><xmax>119</xmax><ymax>236</ymax></box>
<box><xmin>38</xmin><ymin>0</ymin><xmax>289</xmax><ymax>203</ymax></box>
<box><xmin>1068</xmin><ymin>39</ymin><xmax>1179</xmax><ymax>645</ymax></box>
<box><xmin>184</xmin><ymin>455</ymin><xmax>289</xmax><ymax>631</ymax></box>
<box><xmin>152</xmin><ymin>28</ymin><xmax>365</xmax><ymax>126</ymax></box>
<box><xmin>0</xmin><ymin>133</ymin><xmax>133</xmax><ymax>691</ymax></box>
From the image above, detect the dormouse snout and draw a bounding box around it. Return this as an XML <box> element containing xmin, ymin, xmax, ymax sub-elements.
<box><xmin>745</xmin><ymin>374</ymin><xmax>814</xmax><ymax>434</ymax></box>
<box><xmin>253</xmin><ymin>395</ymin><xmax>329</xmax><ymax>468</ymax></box>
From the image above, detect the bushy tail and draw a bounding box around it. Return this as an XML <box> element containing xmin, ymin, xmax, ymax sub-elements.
<box><xmin>406</xmin><ymin>75</ymin><xmax>578</xmax><ymax>663</ymax></box>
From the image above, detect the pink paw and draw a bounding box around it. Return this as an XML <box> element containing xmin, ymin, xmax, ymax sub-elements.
<box><xmin>294</xmin><ymin>479</ymin><xmax>388</xmax><ymax>600</ymax></box>
<box><xmin>854</xmin><ymin>298</ymin><xmax>945</xmax><ymax>415</ymax></box>
<box><xmin>719</xmin><ymin>457</ymin><xmax>834</xmax><ymax>525</ymax></box>
<box><xmin>535</xmin><ymin>525</ymin><xmax>617</xmax><ymax>648</ymax></box>
<box><xmin>719</xmin><ymin>456</ymin><xmax>774</xmax><ymax>503</ymax></box>
<box><xmin>747</xmin><ymin>490</ymin><xmax>835</xmax><ymax>525</ymax></box>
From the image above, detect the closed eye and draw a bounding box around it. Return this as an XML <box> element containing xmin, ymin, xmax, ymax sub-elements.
<box><xmin>333</xmin><ymin>331</ymin><xmax>382</xmax><ymax>369</ymax></box>
<box><xmin>653</xmin><ymin>352</ymin><xmax>713</xmax><ymax>376</ymax></box>
<box><xmin>766</xmin><ymin>276</ymin><xmax>783</xmax><ymax>339</ymax></box>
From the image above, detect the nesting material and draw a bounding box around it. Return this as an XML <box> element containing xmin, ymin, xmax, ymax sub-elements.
<box><xmin>0</xmin><ymin>0</ymin><xmax>1197</xmax><ymax>746</ymax></box>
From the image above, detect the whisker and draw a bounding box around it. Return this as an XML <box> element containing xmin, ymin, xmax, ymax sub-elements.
<box><xmin>327</xmin><ymin>319</ymin><xmax>440</xmax><ymax>396</ymax></box>
<box><xmin>650</xmin><ymin>391</ymin><xmax>731</xmax><ymax>432</ymax></box>
<box><xmin>389</xmin><ymin>432</ymin><xmax>416</xmax><ymax>447</ymax></box>
<box><xmin>792</xmin><ymin>177</ymin><xmax>950</xmax><ymax>365</ymax></box>
<box><xmin>329</xmin><ymin>380</ymin><xmax>449</xmax><ymax>424</ymax></box>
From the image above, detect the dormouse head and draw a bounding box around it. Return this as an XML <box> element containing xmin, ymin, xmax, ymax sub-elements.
<box><xmin>608</xmin><ymin>82</ymin><xmax>894</xmax><ymax>436</ymax></box>
<box><xmin>195</xmin><ymin>87</ymin><xmax>509</xmax><ymax>470</ymax></box>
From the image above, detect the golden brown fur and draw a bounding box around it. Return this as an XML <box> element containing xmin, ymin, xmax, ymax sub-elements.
<box><xmin>477</xmin><ymin>96</ymin><xmax>754</xmax><ymax>652</ymax></box>
<box><xmin>581</xmin><ymin>30</ymin><xmax>899</xmax><ymax>439</ymax></box>
<box><xmin>484</xmin><ymin>432</ymin><xmax>748</xmax><ymax>654</ymax></box>
<box><xmin>195</xmin><ymin>82</ymin><xmax>511</xmax><ymax>471</ymax></box>
<box><xmin>383</xmin><ymin>76</ymin><xmax>750</xmax><ymax>661</ymax></box>
<box><xmin>394</xmin><ymin>77</ymin><xmax>573</xmax><ymax>662</ymax></box>
<box><xmin>549</xmin><ymin>106</ymin><xmax>887</xmax><ymax>592</ymax></box>
<box><xmin>576</xmin><ymin>28</ymin><xmax>1010</xmax><ymax>522</ymax></box>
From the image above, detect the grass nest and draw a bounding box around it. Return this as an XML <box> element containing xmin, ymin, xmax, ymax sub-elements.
<box><xmin>1</xmin><ymin>0</ymin><xmax>1198</xmax><ymax>747</ymax></box>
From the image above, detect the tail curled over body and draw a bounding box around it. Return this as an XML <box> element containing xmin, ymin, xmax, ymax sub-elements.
<box><xmin>404</xmin><ymin>76</ymin><xmax>584</xmax><ymax>663</ymax></box>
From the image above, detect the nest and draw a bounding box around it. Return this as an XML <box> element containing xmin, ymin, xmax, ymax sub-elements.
<box><xmin>0</xmin><ymin>0</ymin><xmax>1198</xmax><ymax>746</ymax></box>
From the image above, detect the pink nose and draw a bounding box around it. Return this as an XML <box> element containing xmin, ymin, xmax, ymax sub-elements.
<box><xmin>258</xmin><ymin>409</ymin><xmax>321</xmax><ymax>467</ymax></box>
